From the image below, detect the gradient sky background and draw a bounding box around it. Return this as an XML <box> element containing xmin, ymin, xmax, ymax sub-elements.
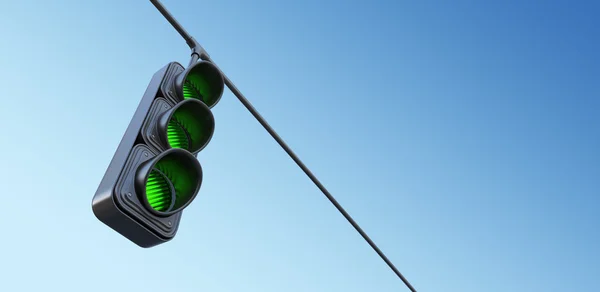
<box><xmin>0</xmin><ymin>0</ymin><xmax>599</xmax><ymax>291</ymax></box>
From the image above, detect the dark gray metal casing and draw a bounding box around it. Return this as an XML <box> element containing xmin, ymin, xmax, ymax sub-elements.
<box><xmin>92</xmin><ymin>62</ymin><xmax>187</xmax><ymax>248</ymax></box>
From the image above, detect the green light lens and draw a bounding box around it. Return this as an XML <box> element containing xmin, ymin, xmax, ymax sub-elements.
<box><xmin>182</xmin><ymin>78</ymin><xmax>208</xmax><ymax>100</ymax></box>
<box><xmin>167</xmin><ymin>118</ymin><xmax>190</xmax><ymax>150</ymax></box>
<box><xmin>146</xmin><ymin>169</ymin><xmax>174</xmax><ymax>212</ymax></box>
<box><xmin>143</xmin><ymin>150</ymin><xmax>201</xmax><ymax>214</ymax></box>
<box><xmin>181</xmin><ymin>62</ymin><xmax>224</xmax><ymax>108</ymax></box>
<box><xmin>164</xmin><ymin>99</ymin><xmax>214</xmax><ymax>153</ymax></box>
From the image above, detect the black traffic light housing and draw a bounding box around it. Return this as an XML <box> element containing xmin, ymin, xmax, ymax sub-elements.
<box><xmin>93</xmin><ymin>61</ymin><xmax>224</xmax><ymax>247</ymax></box>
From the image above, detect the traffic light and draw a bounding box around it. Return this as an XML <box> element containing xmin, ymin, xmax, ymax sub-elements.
<box><xmin>92</xmin><ymin>60</ymin><xmax>224</xmax><ymax>247</ymax></box>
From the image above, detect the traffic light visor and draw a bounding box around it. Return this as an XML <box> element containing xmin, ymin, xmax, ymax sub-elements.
<box><xmin>158</xmin><ymin>99</ymin><xmax>215</xmax><ymax>154</ymax></box>
<box><xmin>135</xmin><ymin>148</ymin><xmax>203</xmax><ymax>216</ymax></box>
<box><xmin>175</xmin><ymin>61</ymin><xmax>224</xmax><ymax>108</ymax></box>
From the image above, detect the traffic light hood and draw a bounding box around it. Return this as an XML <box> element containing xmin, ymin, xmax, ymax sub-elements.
<box><xmin>157</xmin><ymin>98</ymin><xmax>215</xmax><ymax>154</ymax></box>
<box><xmin>174</xmin><ymin>61</ymin><xmax>224</xmax><ymax>108</ymax></box>
<box><xmin>135</xmin><ymin>148</ymin><xmax>203</xmax><ymax>217</ymax></box>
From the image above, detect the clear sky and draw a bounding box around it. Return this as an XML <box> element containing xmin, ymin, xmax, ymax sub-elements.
<box><xmin>0</xmin><ymin>0</ymin><xmax>598</xmax><ymax>291</ymax></box>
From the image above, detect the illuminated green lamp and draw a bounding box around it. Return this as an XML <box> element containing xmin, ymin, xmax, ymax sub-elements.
<box><xmin>156</xmin><ymin>99</ymin><xmax>215</xmax><ymax>154</ymax></box>
<box><xmin>135</xmin><ymin>148</ymin><xmax>202</xmax><ymax>215</ymax></box>
<box><xmin>174</xmin><ymin>61</ymin><xmax>225</xmax><ymax>108</ymax></box>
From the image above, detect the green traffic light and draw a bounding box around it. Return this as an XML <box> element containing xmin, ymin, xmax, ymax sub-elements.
<box><xmin>158</xmin><ymin>99</ymin><xmax>215</xmax><ymax>154</ymax></box>
<box><xmin>175</xmin><ymin>61</ymin><xmax>224</xmax><ymax>108</ymax></box>
<box><xmin>136</xmin><ymin>148</ymin><xmax>203</xmax><ymax>216</ymax></box>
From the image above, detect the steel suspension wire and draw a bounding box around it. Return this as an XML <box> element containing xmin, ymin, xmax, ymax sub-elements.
<box><xmin>205</xmin><ymin>58</ymin><xmax>417</xmax><ymax>292</ymax></box>
<box><xmin>149</xmin><ymin>1</ymin><xmax>417</xmax><ymax>290</ymax></box>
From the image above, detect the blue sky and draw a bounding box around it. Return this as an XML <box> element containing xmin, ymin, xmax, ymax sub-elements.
<box><xmin>0</xmin><ymin>0</ymin><xmax>598</xmax><ymax>291</ymax></box>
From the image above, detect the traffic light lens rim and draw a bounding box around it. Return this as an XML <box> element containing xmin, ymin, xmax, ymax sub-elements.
<box><xmin>137</xmin><ymin>148</ymin><xmax>203</xmax><ymax>217</ymax></box>
<box><xmin>176</xmin><ymin>61</ymin><xmax>224</xmax><ymax>108</ymax></box>
<box><xmin>162</xmin><ymin>99</ymin><xmax>215</xmax><ymax>154</ymax></box>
